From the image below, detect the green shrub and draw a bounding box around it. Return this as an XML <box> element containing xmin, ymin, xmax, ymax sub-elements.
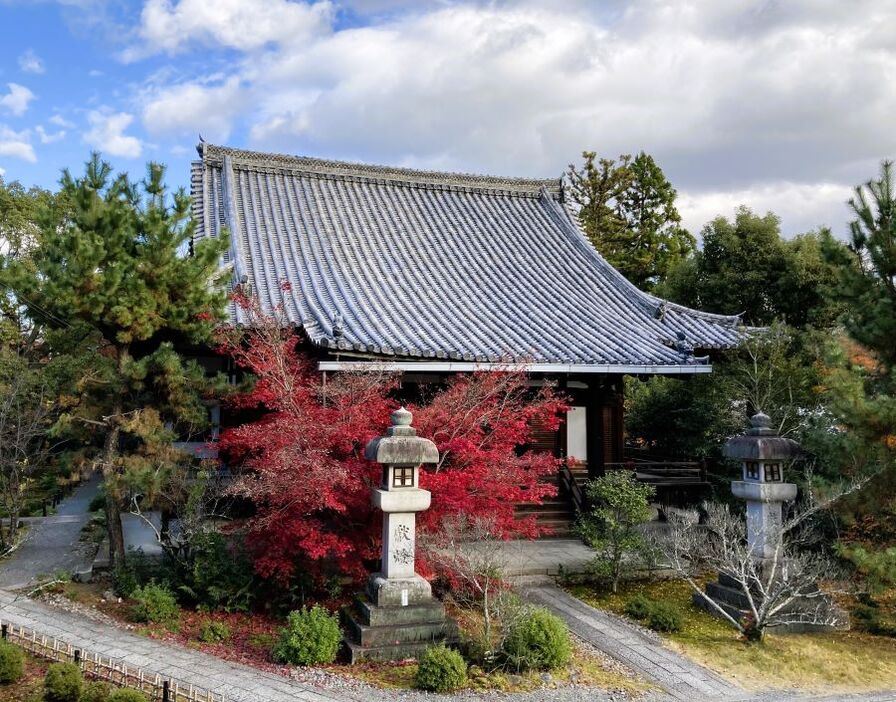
<box><xmin>646</xmin><ymin>601</ymin><xmax>683</xmax><ymax>633</ymax></box>
<box><xmin>178</xmin><ymin>532</ymin><xmax>255</xmax><ymax>613</ymax></box>
<box><xmin>43</xmin><ymin>662</ymin><xmax>82</xmax><ymax>702</ymax></box>
<box><xmin>79</xmin><ymin>681</ymin><xmax>111</xmax><ymax>702</ymax></box>
<box><xmin>0</xmin><ymin>640</ymin><xmax>24</xmax><ymax>684</ymax></box>
<box><xmin>107</xmin><ymin>690</ymin><xmax>149</xmax><ymax>702</ymax></box>
<box><xmin>272</xmin><ymin>606</ymin><xmax>342</xmax><ymax>665</ymax></box>
<box><xmin>87</xmin><ymin>493</ymin><xmax>106</xmax><ymax>513</ymax></box>
<box><xmin>415</xmin><ymin>645</ymin><xmax>467</xmax><ymax>692</ymax></box>
<box><xmin>130</xmin><ymin>583</ymin><xmax>179</xmax><ymax>625</ymax></box>
<box><xmin>112</xmin><ymin>550</ymin><xmax>159</xmax><ymax>598</ymax></box>
<box><xmin>502</xmin><ymin>607</ymin><xmax>571</xmax><ymax>671</ymax></box>
<box><xmin>624</xmin><ymin>593</ymin><xmax>653</xmax><ymax>620</ymax></box>
<box><xmin>198</xmin><ymin>620</ymin><xmax>231</xmax><ymax>643</ymax></box>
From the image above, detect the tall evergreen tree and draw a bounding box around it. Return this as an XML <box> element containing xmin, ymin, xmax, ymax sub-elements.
<box><xmin>567</xmin><ymin>151</ymin><xmax>694</xmax><ymax>290</ymax></box>
<box><xmin>1</xmin><ymin>154</ymin><xmax>227</xmax><ymax>564</ymax></box>
<box><xmin>818</xmin><ymin>161</ymin><xmax>896</xmax><ymax>476</ymax></box>
<box><xmin>660</xmin><ymin>207</ymin><xmax>844</xmax><ymax>327</ymax></box>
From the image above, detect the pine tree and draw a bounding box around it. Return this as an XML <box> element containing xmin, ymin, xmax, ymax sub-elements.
<box><xmin>567</xmin><ymin>151</ymin><xmax>694</xmax><ymax>290</ymax></box>
<box><xmin>1</xmin><ymin>154</ymin><xmax>227</xmax><ymax>564</ymax></box>
<box><xmin>818</xmin><ymin>161</ymin><xmax>896</xmax><ymax>492</ymax></box>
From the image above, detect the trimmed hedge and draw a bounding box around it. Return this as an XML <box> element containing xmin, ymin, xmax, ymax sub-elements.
<box><xmin>80</xmin><ymin>681</ymin><xmax>111</xmax><ymax>702</ymax></box>
<box><xmin>623</xmin><ymin>594</ymin><xmax>683</xmax><ymax>633</ymax></box>
<box><xmin>415</xmin><ymin>646</ymin><xmax>467</xmax><ymax>692</ymax></box>
<box><xmin>502</xmin><ymin>607</ymin><xmax>571</xmax><ymax>671</ymax></box>
<box><xmin>130</xmin><ymin>583</ymin><xmax>179</xmax><ymax>625</ymax></box>
<box><xmin>271</xmin><ymin>606</ymin><xmax>342</xmax><ymax>666</ymax></box>
<box><xmin>43</xmin><ymin>662</ymin><xmax>82</xmax><ymax>702</ymax></box>
<box><xmin>0</xmin><ymin>640</ymin><xmax>24</xmax><ymax>684</ymax></box>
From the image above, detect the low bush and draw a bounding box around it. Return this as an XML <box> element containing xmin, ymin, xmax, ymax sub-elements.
<box><xmin>130</xmin><ymin>583</ymin><xmax>179</xmax><ymax>625</ymax></box>
<box><xmin>622</xmin><ymin>594</ymin><xmax>683</xmax><ymax>633</ymax></box>
<box><xmin>107</xmin><ymin>689</ymin><xmax>149</xmax><ymax>702</ymax></box>
<box><xmin>502</xmin><ymin>607</ymin><xmax>571</xmax><ymax>672</ymax></box>
<box><xmin>0</xmin><ymin>640</ymin><xmax>24</xmax><ymax>684</ymax></box>
<box><xmin>87</xmin><ymin>493</ymin><xmax>106</xmax><ymax>513</ymax></box>
<box><xmin>415</xmin><ymin>646</ymin><xmax>468</xmax><ymax>692</ymax></box>
<box><xmin>624</xmin><ymin>593</ymin><xmax>653</xmax><ymax>620</ymax></box>
<box><xmin>646</xmin><ymin>601</ymin><xmax>683</xmax><ymax>633</ymax></box>
<box><xmin>43</xmin><ymin>662</ymin><xmax>82</xmax><ymax>702</ymax></box>
<box><xmin>112</xmin><ymin>550</ymin><xmax>159</xmax><ymax>598</ymax></box>
<box><xmin>80</xmin><ymin>681</ymin><xmax>111</xmax><ymax>702</ymax></box>
<box><xmin>272</xmin><ymin>606</ymin><xmax>342</xmax><ymax>666</ymax></box>
<box><xmin>198</xmin><ymin>620</ymin><xmax>232</xmax><ymax>643</ymax></box>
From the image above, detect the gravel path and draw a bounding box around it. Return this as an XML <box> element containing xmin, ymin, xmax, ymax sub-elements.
<box><xmin>0</xmin><ymin>474</ymin><xmax>100</xmax><ymax>589</ymax></box>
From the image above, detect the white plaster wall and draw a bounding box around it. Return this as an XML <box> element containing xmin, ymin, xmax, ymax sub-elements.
<box><xmin>567</xmin><ymin>406</ymin><xmax>587</xmax><ymax>461</ymax></box>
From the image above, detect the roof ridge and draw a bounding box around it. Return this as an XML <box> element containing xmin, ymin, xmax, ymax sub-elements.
<box><xmin>198</xmin><ymin>142</ymin><xmax>562</xmax><ymax>196</ymax></box>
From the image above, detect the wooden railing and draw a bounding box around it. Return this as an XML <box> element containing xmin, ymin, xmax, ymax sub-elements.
<box><xmin>558</xmin><ymin>462</ymin><xmax>584</xmax><ymax>514</ymax></box>
<box><xmin>604</xmin><ymin>458</ymin><xmax>706</xmax><ymax>485</ymax></box>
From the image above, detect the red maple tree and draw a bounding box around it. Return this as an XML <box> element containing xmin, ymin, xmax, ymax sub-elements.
<box><xmin>217</xmin><ymin>292</ymin><xmax>566</xmax><ymax>583</ymax></box>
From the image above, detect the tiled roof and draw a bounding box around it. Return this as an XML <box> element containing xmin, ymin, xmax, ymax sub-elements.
<box><xmin>192</xmin><ymin>143</ymin><xmax>742</xmax><ymax>368</ymax></box>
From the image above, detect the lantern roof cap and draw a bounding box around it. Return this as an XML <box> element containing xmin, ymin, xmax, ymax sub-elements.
<box><xmin>723</xmin><ymin>412</ymin><xmax>801</xmax><ymax>461</ymax></box>
<box><xmin>365</xmin><ymin>407</ymin><xmax>439</xmax><ymax>465</ymax></box>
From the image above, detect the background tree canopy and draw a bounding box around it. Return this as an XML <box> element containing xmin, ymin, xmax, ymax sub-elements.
<box><xmin>567</xmin><ymin>151</ymin><xmax>695</xmax><ymax>291</ymax></box>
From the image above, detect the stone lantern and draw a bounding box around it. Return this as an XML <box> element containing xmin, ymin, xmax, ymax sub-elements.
<box><xmin>343</xmin><ymin>407</ymin><xmax>452</xmax><ymax>662</ymax></box>
<box><xmin>724</xmin><ymin>412</ymin><xmax>800</xmax><ymax>560</ymax></box>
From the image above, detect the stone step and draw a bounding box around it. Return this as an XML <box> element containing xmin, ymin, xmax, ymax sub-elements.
<box><xmin>705</xmin><ymin>580</ymin><xmax>753</xmax><ymax>610</ymax></box>
<box><xmin>353</xmin><ymin>598</ymin><xmax>446</xmax><ymax>627</ymax></box>
<box><xmin>692</xmin><ymin>590</ymin><xmax>746</xmax><ymax>623</ymax></box>
<box><xmin>345</xmin><ymin>616</ymin><xmax>454</xmax><ymax>648</ymax></box>
<box><xmin>344</xmin><ymin>638</ymin><xmax>437</xmax><ymax>664</ymax></box>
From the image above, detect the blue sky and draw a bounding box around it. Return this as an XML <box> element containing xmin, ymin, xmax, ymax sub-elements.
<box><xmin>2</xmin><ymin>0</ymin><xmax>895</xmax><ymax>237</ymax></box>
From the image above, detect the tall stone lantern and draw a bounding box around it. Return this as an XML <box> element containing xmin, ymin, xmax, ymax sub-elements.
<box><xmin>697</xmin><ymin>411</ymin><xmax>803</xmax><ymax>621</ymax></box>
<box><xmin>343</xmin><ymin>407</ymin><xmax>452</xmax><ymax>662</ymax></box>
<box><xmin>724</xmin><ymin>412</ymin><xmax>800</xmax><ymax>560</ymax></box>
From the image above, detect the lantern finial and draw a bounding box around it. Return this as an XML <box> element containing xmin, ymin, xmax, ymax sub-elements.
<box><xmin>392</xmin><ymin>406</ymin><xmax>413</xmax><ymax>427</ymax></box>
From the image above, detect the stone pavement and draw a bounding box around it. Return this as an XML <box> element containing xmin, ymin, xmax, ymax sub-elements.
<box><xmin>493</xmin><ymin>538</ymin><xmax>596</xmax><ymax>576</ymax></box>
<box><xmin>0</xmin><ymin>589</ymin><xmax>364</xmax><ymax>702</ymax></box>
<box><xmin>0</xmin><ymin>474</ymin><xmax>101</xmax><ymax>589</ymax></box>
<box><xmin>518</xmin><ymin>579</ymin><xmax>749</xmax><ymax>701</ymax></box>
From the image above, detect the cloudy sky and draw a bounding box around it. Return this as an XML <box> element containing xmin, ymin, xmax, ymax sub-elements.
<box><xmin>1</xmin><ymin>0</ymin><xmax>894</xmax><ymax>237</ymax></box>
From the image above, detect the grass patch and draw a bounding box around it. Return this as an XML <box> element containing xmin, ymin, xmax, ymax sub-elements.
<box><xmin>568</xmin><ymin>578</ymin><xmax>896</xmax><ymax>692</ymax></box>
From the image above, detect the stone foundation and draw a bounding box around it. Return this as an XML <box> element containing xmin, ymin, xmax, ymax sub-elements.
<box><xmin>342</xmin><ymin>572</ymin><xmax>455</xmax><ymax>662</ymax></box>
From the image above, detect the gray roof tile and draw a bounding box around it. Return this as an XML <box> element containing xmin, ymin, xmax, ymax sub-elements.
<box><xmin>193</xmin><ymin>143</ymin><xmax>742</xmax><ymax>367</ymax></box>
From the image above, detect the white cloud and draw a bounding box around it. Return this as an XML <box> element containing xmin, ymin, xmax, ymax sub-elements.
<box><xmin>0</xmin><ymin>125</ymin><xmax>36</xmax><ymax>162</ymax></box>
<box><xmin>141</xmin><ymin>76</ymin><xmax>244</xmax><ymax>141</ymax></box>
<box><xmin>49</xmin><ymin>114</ymin><xmax>75</xmax><ymax>129</ymax></box>
<box><xmin>18</xmin><ymin>49</ymin><xmax>45</xmax><ymax>75</ymax></box>
<box><xmin>0</xmin><ymin>167</ymin><xmax>5</xmax><ymax>177</ymax></box>
<box><xmin>679</xmin><ymin>181</ymin><xmax>854</xmax><ymax>239</ymax></box>
<box><xmin>36</xmin><ymin>125</ymin><xmax>66</xmax><ymax>144</ymax></box>
<box><xmin>124</xmin><ymin>0</ymin><xmax>896</xmax><ymax>236</ymax></box>
<box><xmin>83</xmin><ymin>111</ymin><xmax>143</xmax><ymax>158</ymax></box>
<box><xmin>124</xmin><ymin>0</ymin><xmax>333</xmax><ymax>60</ymax></box>
<box><xmin>0</xmin><ymin>83</ymin><xmax>36</xmax><ymax>117</ymax></box>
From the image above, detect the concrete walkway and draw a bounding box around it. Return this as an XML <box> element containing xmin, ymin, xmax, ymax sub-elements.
<box><xmin>518</xmin><ymin>579</ymin><xmax>748</xmax><ymax>701</ymax></box>
<box><xmin>0</xmin><ymin>474</ymin><xmax>101</xmax><ymax>589</ymax></box>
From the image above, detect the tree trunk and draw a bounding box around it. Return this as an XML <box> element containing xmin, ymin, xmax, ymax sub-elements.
<box><xmin>102</xmin><ymin>401</ymin><xmax>125</xmax><ymax>568</ymax></box>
